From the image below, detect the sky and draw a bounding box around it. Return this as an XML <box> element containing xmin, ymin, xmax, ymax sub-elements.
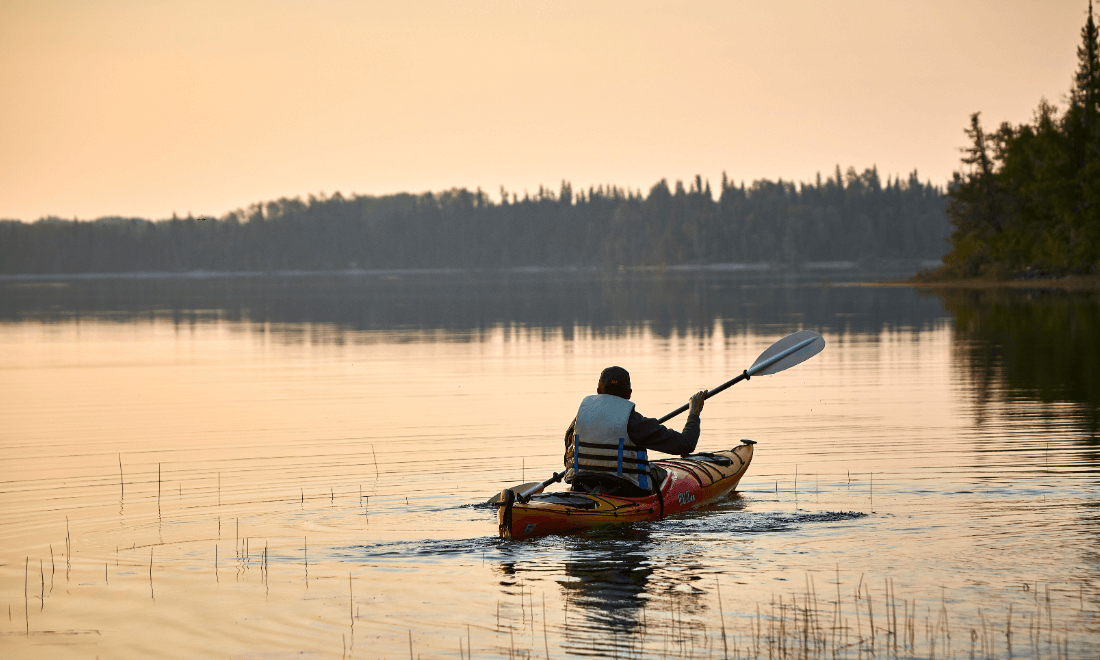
<box><xmin>0</xmin><ymin>0</ymin><xmax>1090</xmax><ymax>221</ymax></box>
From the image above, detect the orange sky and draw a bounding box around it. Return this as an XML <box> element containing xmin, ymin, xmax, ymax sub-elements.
<box><xmin>0</xmin><ymin>0</ymin><xmax>1088</xmax><ymax>221</ymax></box>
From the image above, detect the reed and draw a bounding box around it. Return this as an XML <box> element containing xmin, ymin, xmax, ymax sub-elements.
<box><xmin>854</xmin><ymin>579</ymin><xmax>862</xmax><ymax>645</ymax></box>
<box><xmin>543</xmin><ymin>593</ymin><xmax>550</xmax><ymax>660</ymax></box>
<box><xmin>888</xmin><ymin>577</ymin><xmax>897</xmax><ymax>656</ymax></box>
<box><xmin>65</xmin><ymin>517</ymin><xmax>71</xmax><ymax>581</ymax></box>
<box><xmin>149</xmin><ymin>547</ymin><xmax>154</xmax><ymax>600</ymax></box>
<box><xmin>119</xmin><ymin>453</ymin><xmax>124</xmax><ymax>498</ymax></box>
<box><xmin>1047</xmin><ymin>584</ymin><xmax>1054</xmax><ymax>645</ymax></box>
<box><xmin>717</xmin><ymin>577</ymin><xmax>728</xmax><ymax>660</ymax></box>
<box><xmin>713</xmin><ymin>576</ymin><xmax>1083</xmax><ymax>660</ymax></box>
<box><xmin>866</xmin><ymin>577</ymin><xmax>874</xmax><ymax>650</ymax></box>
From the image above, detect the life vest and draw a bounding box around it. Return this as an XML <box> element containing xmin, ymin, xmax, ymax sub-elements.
<box><xmin>565</xmin><ymin>394</ymin><xmax>651</xmax><ymax>491</ymax></box>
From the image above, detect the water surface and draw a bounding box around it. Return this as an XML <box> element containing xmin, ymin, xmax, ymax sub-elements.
<box><xmin>1</xmin><ymin>268</ymin><xmax>1097</xmax><ymax>659</ymax></box>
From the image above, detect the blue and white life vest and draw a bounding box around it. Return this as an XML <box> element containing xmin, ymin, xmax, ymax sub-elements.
<box><xmin>564</xmin><ymin>394</ymin><xmax>651</xmax><ymax>491</ymax></box>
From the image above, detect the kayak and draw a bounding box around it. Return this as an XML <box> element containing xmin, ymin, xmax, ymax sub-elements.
<box><xmin>496</xmin><ymin>440</ymin><xmax>755</xmax><ymax>540</ymax></box>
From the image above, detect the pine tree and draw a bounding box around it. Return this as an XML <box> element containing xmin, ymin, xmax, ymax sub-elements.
<box><xmin>1068</xmin><ymin>0</ymin><xmax>1100</xmax><ymax>267</ymax></box>
<box><xmin>1069</xmin><ymin>0</ymin><xmax>1100</xmax><ymax>168</ymax></box>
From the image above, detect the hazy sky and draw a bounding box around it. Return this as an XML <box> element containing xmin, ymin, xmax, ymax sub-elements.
<box><xmin>0</xmin><ymin>0</ymin><xmax>1089</xmax><ymax>221</ymax></box>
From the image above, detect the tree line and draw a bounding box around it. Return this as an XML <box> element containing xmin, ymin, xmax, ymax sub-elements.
<box><xmin>937</xmin><ymin>2</ymin><xmax>1100</xmax><ymax>279</ymax></box>
<box><xmin>0</xmin><ymin>167</ymin><xmax>948</xmax><ymax>275</ymax></box>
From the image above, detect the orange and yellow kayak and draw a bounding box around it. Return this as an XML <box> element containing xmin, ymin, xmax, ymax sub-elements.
<box><xmin>497</xmin><ymin>440</ymin><xmax>754</xmax><ymax>540</ymax></box>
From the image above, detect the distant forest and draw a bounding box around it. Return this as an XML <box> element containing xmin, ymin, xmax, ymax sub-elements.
<box><xmin>937</xmin><ymin>3</ymin><xmax>1100</xmax><ymax>278</ymax></box>
<box><xmin>0</xmin><ymin>167</ymin><xmax>948</xmax><ymax>275</ymax></box>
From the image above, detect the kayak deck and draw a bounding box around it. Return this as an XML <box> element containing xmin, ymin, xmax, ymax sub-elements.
<box><xmin>497</xmin><ymin>440</ymin><xmax>754</xmax><ymax>540</ymax></box>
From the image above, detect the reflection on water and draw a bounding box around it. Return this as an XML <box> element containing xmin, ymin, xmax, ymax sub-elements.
<box><xmin>2</xmin><ymin>271</ymin><xmax>1099</xmax><ymax>658</ymax></box>
<box><xmin>939</xmin><ymin>287</ymin><xmax>1100</xmax><ymax>439</ymax></box>
<box><xmin>2</xmin><ymin>267</ymin><xmax>945</xmax><ymax>339</ymax></box>
<box><xmin>495</xmin><ymin>535</ymin><xmax>659</xmax><ymax>658</ymax></box>
<box><xmin>558</xmin><ymin>534</ymin><xmax>654</xmax><ymax>629</ymax></box>
<box><xmin>497</xmin><ymin>506</ymin><xmax>876</xmax><ymax>659</ymax></box>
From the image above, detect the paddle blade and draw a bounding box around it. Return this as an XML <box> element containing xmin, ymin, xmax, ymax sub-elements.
<box><xmin>749</xmin><ymin>330</ymin><xmax>825</xmax><ymax>376</ymax></box>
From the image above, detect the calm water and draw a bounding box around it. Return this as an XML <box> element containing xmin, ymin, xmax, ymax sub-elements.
<box><xmin>1</xmin><ymin>268</ymin><xmax>1098</xmax><ymax>659</ymax></box>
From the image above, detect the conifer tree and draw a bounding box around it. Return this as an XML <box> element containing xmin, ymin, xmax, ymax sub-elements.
<box><xmin>940</xmin><ymin>2</ymin><xmax>1100</xmax><ymax>278</ymax></box>
<box><xmin>1066</xmin><ymin>0</ymin><xmax>1100</xmax><ymax>179</ymax></box>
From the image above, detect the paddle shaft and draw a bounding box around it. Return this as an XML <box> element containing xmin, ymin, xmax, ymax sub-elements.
<box><xmin>655</xmin><ymin>336</ymin><xmax>818</xmax><ymax>424</ymax></box>
<box><xmin>516</xmin><ymin>471</ymin><xmax>565</xmax><ymax>501</ymax></box>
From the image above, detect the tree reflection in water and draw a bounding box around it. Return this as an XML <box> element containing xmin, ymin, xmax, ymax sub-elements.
<box><xmin>1</xmin><ymin>267</ymin><xmax>945</xmax><ymax>340</ymax></box>
<box><xmin>937</xmin><ymin>287</ymin><xmax>1100</xmax><ymax>442</ymax></box>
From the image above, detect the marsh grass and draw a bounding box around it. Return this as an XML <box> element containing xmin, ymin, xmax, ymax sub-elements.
<box><xmin>15</xmin><ymin>512</ymin><xmax>1095</xmax><ymax>659</ymax></box>
<box><xmin>474</xmin><ymin>572</ymin><xmax>1094</xmax><ymax>660</ymax></box>
<box><xmin>11</xmin><ymin>468</ymin><xmax>1094</xmax><ymax>659</ymax></box>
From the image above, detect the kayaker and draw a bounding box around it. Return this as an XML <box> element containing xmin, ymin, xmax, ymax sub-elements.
<box><xmin>564</xmin><ymin>366</ymin><xmax>707</xmax><ymax>497</ymax></box>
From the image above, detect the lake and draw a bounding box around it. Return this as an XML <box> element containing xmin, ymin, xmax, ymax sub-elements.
<box><xmin>1</xmin><ymin>266</ymin><xmax>1097</xmax><ymax>659</ymax></box>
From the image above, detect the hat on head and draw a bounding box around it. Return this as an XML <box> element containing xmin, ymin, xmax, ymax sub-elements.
<box><xmin>599</xmin><ymin>366</ymin><xmax>631</xmax><ymax>397</ymax></box>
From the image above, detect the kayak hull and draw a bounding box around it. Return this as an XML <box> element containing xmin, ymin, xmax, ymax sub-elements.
<box><xmin>497</xmin><ymin>442</ymin><xmax>754</xmax><ymax>540</ymax></box>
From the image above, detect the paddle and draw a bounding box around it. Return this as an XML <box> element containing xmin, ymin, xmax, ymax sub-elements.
<box><xmin>655</xmin><ymin>329</ymin><xmax>825</xmax><ymax>423</ymax></box>
<box><xmin>488</xmin><ymin>329</ymin><xmax>826</xmax><ymax>504</ymax></box>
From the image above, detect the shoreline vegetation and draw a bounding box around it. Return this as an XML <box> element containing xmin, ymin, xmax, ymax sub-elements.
<box><xmin>0</xmin><ymin>259</ymin><xmax>932</xmax><ymax>281</ymax></box>
<box><xmin>878</xmin><ymin>275</ymin><xmax>1100</xmax><ymax>289</ymax></box>
<box><xmin>913</xmin><ymin>3</ymin><xmax>1100</xmax><ymax>286</ymax></box>
<box><xmin>0</xmin><ymin>168</ymin><xmax>947</xmax><ymax>276</ymax></box>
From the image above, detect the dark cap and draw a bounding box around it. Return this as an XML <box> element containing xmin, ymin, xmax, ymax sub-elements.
<box><xmin>599</xmin><ymin>366</ymin><xmax>631</xmax><ymax>396</ymax></box>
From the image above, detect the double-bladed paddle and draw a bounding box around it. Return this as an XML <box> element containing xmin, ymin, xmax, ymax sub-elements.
<box><xmin>487</xmin><ymin>329</ymin><xmax>826</xmax><ymax>504</ymax></box>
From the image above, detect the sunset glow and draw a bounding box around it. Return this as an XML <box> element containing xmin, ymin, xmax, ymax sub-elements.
<box><xmin>0</xmin><ymin>0</ymin><xmax>1087</xmax><ymax>221</ymax></box>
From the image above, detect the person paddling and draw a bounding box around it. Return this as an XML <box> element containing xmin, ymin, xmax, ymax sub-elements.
<box><xmin>564</xmin><ymin>366</ymin><xmax>707</xmax><ymax>497</ymax></box>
